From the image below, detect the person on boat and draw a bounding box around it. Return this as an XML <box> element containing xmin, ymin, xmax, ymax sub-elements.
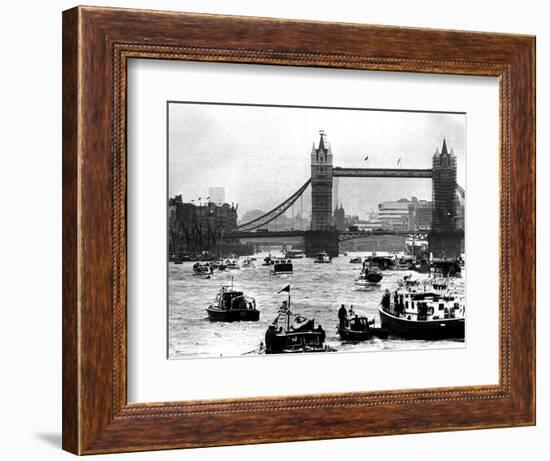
<box><xmin>265</xmin><ymin>325</ymin><xmax>277</xmax><ymax>353</ymax></box>
<box><xmin>316</xmin><ymin>325</ymin><xmax>326</xmax><ymax>343</ymax></box>
<box><xmin>338</xmin><ymin>304</ymin><xmax>348</xmax><ymax>328</ymax></box>
<box><xmin>381</xmin><ymin>289</ymin><xmax>391</xmax><ymax>313</ymax></box>
<box><xmin>280</xmin><ymin>300</ymin><xmax>289</xmax><ymax>313</ymax></box>
<box><xmin>349</xmin><ymin>305</ymin><xmax>355</xmax><ymax>317</ymax></box>
<box><xmin>391</xmin><ymin>289</ymin><xmax>405</xmax><ymax>317</ymax></box>
<box><xmin>418</xmin><ymin>302</ymin><xmax>428</xmax><ymax>321</ymax></box>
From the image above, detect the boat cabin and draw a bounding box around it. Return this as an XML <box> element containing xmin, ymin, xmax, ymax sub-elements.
<box><xmin>271</xmin><ymin>258</ymin><xmax>293</xmax><ymax>274</ymax></box>
<box><xmin>389</xmin><ymin>288</ymin><xmax>464</xmax><ymax>322</ymax></box>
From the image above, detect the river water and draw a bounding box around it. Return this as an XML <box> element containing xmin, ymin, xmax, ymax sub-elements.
<box><xmin>168</xmin><ymin>251</ymin><xmax>465</xmax><ymax>359</ymax></box>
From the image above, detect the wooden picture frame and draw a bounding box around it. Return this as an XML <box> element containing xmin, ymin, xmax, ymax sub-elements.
<box><xmin>62</xmin><ymin>5</ymin><xmax>535</xmax><ymax>455</ymax></box>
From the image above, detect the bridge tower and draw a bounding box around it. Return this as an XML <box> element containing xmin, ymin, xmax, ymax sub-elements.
<box><xmin>432</xmin><ymin>138</ymin><xmax>457</xmax><ymax>232</ymax></box>
<box><xmin>430</xmin><ymin>138</ymin><xmax>462</xmax><ymax>257</ymax></box>
<box><xmin>305</xmin><ymin>131</ymin><xmax>339</xmax><ymax>257</ymax></box>
<box><xmin>310</xmin><ymin>130</ymin><xmax>333</xmax><ymax>230</ymax></box>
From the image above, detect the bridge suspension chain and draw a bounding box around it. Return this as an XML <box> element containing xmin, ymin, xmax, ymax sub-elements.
<box><xmin>237</xmin><ymin>179</ymin><xmax>311</xmax><ymax>232</ymax></box>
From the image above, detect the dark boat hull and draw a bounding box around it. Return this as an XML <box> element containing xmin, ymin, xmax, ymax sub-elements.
<box><xmin>206</xmin><ymin>307</ymin><xmax>260</xmax><ymax>322</ymax></box>
<box><xmin>338</xmin><ymin>327</ymin><xmax>388</xmax><ymax>341</ymax></box>
<box><xmin>379</xmin><ymin>308</ymin><xmax>464</xmax><ymax>340</ymax></box>
<box><xmin>365</xmin><ymin>273</ymin><xmax>383</xmax><ymax>283</ymax></box>
<box><xmin>265</xmin><ymin>330</ymin><xmax>326</xmax><ymax>354</ymax></box>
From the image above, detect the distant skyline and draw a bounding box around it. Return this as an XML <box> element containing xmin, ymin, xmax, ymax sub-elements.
<box><xmin>168</xmin><ymin>102</ymin><xmax>465</xmax><ymax>218</ymax></box>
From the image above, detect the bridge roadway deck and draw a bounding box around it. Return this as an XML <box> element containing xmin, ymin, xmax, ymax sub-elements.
<box><xmin>332</xmin><ymin>167</ymin><xmax>433</xmax><ymax>178</ymax></box>
<box><xmin>224</xmin><ymin>230</ymin><xmax>431</xmax><ymax>240</ymax></box>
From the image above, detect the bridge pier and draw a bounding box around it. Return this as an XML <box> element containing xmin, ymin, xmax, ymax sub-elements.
<box><xmin>429</xmin><ymin>231</ymin><xmax>464</xmax><ymax>259</ymax></box>
<box><xmin>304</xmin><ymin>230</ymin><xmax>339</xmax><ymax>257</ymax></box>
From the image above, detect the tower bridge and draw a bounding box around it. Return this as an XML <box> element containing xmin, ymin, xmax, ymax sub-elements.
<box><xmin>234</xmin><ymin>131</ymin><xmax>464</xmax><ymax>257</ymax></box>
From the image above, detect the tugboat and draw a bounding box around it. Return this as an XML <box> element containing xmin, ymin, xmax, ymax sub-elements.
<box><xmin>264</xmin><ymin>285</ymin><xmax>330</xmax><ymax>354</ymax></box>
<box><xmin>337</xmin><ymin>314</ymin><xmax>388</xmax><ymax>341</ymax></box>
<box><xmin>206</xmin><ymin>281</ymin><xmax>259</xmax><ymax>322</ymax></box>
<box><xmin>379</xmin><ymin>278</ymin><xmax>465</xmax><ymax>339</ymax></box>
<box><xmin>271</xmin><ymin>258</ymin><xmax>293</xmax><ymax>275</ymax></box>
<box><xmin>314</xmin><ymin>251</ymin><xmax>332</xmax><ymax>263</ymax></box>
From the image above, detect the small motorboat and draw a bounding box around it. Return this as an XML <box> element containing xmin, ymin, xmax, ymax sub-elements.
<box><xmin>349</xmin><ymin>256</ymin><xmax>363</xmax><ymax>264</ymax></box>
<box><xmin>225</xmin><ymin>259</ymin><xmax>240</xmax><ymax>270</ymax></box>
<box><xmin>271</xmin><ymin>258</ymin><xmax>293</xmax><ymax>275</ymax></box>
<box><xmin>206</xmin><ymin>284</ymin><xmax>259</xmax><ymax>322</ymax></box>
<box><xmin>192</xmin><ymin>262</ymin><xmax>212</xmax><ymax>275</ymax></box>
<box><xmin>241</xmin><ymin>258</ymin><xmax>255</xmax><ymax>269</ymax></box>
<box><xmin>355</xmin><ymin>263</ymin><xmax>383</xmax><ymax>286</ymax></box>
<box><xmin>338</xmin><ymin>315</ymin><xmax>388</xmax><ymax>341</ymax></box>
<box><xmin>395</xmin><ymin>255</ymin><xmax>415</xmax><ymax>271</ymax></box>
<box><xmin>210</xmin><ymin>260</ymin><xmax>227</xmax><ymax>272</ymax></box>
<box><xmin>314</xmin><ymin>251</ymin><xmax>332</xmax><ymax>264</ymax></box>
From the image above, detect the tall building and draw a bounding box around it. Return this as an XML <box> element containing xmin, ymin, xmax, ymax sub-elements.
<box><xmin>310</xmin><ymin>131</ymin><xmax>333</xmax><ymax>230</ymax></box>
<box><xmin>168</xmin><ymin>195</ymin><xmax>239</xmax><ymax>256</ymax></box>
<box><xmin>414</xmin><ymin>204</ymin><xmax>433</xmax><ymax>230</ymax></box>
<box><xmin>208</xmin><ymin>187</ymin><xmax>226</xmax><ymax>205</ymax></box>
<box><xmin>333</xmin><ymin>176</ymin><xmax>340</xmax><ymax>213</ymax></box>
<box><xmin>378</xmin><ymin>199</ymin><xmax>410</xmax><ymax>231</ymax></box>
<box><xmin>432</xmin><ymin>139</ymin><xmax>457</xmax><ymax>232</ymax></box>
<box><xmin>333</xmin><ymin>204</ymin><xmax>346</xmax><ymax>231</ymax></box>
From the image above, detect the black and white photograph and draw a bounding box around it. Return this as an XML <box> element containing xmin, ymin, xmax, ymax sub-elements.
<box><xmin>168</xmin><ymin>102</ymin><xmax>466</xmax><ymax>359</ymax></box>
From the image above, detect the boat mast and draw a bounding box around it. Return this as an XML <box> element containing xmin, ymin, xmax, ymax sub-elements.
<box><xmin>287</xmin><ymin>285</ymin><xmax>291</xmax><ymax>331</ymax></box>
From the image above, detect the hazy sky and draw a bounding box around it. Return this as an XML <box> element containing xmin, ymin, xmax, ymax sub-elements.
<box><xmin>168</xmin><ymin>103</ymin><xmax>465</xmax><ymax>218</ymax></box>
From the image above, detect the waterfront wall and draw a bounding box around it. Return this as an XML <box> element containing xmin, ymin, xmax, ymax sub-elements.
<box><xmin>340</xmin><ymin>235</ymin><xmax>408</xmax><ymax>253</ymax></box>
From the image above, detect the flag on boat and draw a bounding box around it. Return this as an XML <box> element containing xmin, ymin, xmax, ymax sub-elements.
<box><xmin>278</xmin><ymin>284</ymin><xmax>290</xmax><ymax>294</ymax></box>
<box><xmin>397</xmin><ymin>158</ymin><xmax>401</xmax><ymax>166</ymax></box>
<box><xmin>364</xmin><ymin>155</ymin><xmax>369</xmax><ymax>161</ymax></box>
